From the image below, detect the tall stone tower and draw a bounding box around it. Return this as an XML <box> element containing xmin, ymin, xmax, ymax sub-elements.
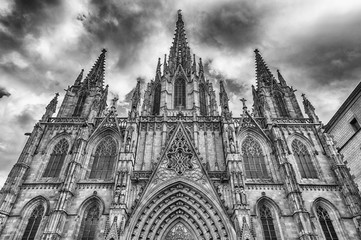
<box><xmin>1</xmin><ymin>10</ymin><xmax>361</xmax><ymax>240</ymax></box>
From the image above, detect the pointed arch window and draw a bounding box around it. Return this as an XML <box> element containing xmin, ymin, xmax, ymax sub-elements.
<box><xmin>78</xmin><ymin>204</ymin><xmax>100</xmax><ymax>240</ymax></box>
<box><xmin>316</xmin><ymin>206</ymin><xmax>338</xmax><ymax>240</ymax></box>
<box><xmin>260</xmin><ymin>205</ymin><xmax>278</xmax><ymax>240</ymax></box>
<box><xmin>174</xmin><ymin>78</ymin><xmax>186</xmax><ymax>108</ymax></box>
<box><xmin>43</xmin><ymin>139</ymin><xmax>69</xmax><ymax>177</ymax></box>
<box><xmin>73</xmin><ymin>92</ymin><xmax>87</xmax><ymax>117</ymax></box>
<box><xmin>199</xmin><ymin>83</ymin><xmax>207</xmax><ymax>115</ymax></box>
<box><xmin>292</xmin><ymin>139</ymin><xmax>317</xmax><ymax>179</ymax></box>
<box><xmin>274</xmin><ymin>91</ymin><xmax>288</xmax><ymax>117</ymax></box>
<box><xmin>22</xmin><ymin>205</ymin><xmax>44</xmax><ymax>240</ymax></box>
<box><xmin>89</xmin><ymin>137</ymin><xmax>116</xmax><ymax>180</ymax></box>
<box><xmin>242</xmin><ymin>136</ymin><xmax>268</xmax><ymax>179</ymax></box>
<box><xmin>153</xmin><ymin>83</ymin><xmax>161</xmax><ymax>115</ymax></box>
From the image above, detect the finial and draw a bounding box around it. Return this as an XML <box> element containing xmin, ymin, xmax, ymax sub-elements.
<box><xmin>240</xmin><ymin>98</ymin><xmax>247</xmax><ymax>110</ymax></box>
<box><xmin>254</xmin><ymin>48</ymin><xmax>259</xmax><ymax>53</ymax></box>
<box><xmin>102</xmin><ymin>48</ymin><xmax>107</xmax><ymax>53</ymax></box>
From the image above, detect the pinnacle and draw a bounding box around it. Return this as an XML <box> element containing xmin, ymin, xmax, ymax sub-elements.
<box><xmin>254</xmin><ymin>49</ymin><xmax>274</xmax><ymax>85</ymax></box>
<box><xmin>84</xmin><ymin>49</ymin><xmax>107</xmax><ymax>89</ymax></box>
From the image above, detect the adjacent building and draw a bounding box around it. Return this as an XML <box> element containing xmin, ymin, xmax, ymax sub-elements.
<box><xmin>1</xmin><ymin>10</ymin><xmax>361</xmax><ymax>240</ymax></box>
<box><xmin>325</xmin><ymin>81</ymin><xmax>361</xmax><ymax>190</ymax></box>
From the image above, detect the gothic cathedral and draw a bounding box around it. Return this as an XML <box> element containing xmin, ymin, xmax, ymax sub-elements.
<box><xmin>1</xmin><ymin>10</ymin><xmax>361</xmax><ymax>240</ymax></box>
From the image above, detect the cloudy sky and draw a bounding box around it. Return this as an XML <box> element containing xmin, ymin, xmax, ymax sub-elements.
<box><xmin>1</xmin><ymin>0</ymin><xmax>361</xmax><ymax>186</ymax></box>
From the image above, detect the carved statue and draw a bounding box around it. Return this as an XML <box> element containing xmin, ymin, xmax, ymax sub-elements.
<box><xmin>125</xmin><ymin>137</ymin><xmax>131</xmax><ymax>152</ymax></box>
<box><xmin>229</xmin><ymin>138</ymin><xmax>236</xmax><ymax>153</ymax></box>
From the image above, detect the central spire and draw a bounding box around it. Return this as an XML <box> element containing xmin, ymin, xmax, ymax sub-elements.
<box><xmin>168</xmin><ymin>10</ymin><xmax>192</xmax><ymax>74</ymax></box>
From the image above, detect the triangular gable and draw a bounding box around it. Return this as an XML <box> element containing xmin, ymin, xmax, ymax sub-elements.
<box><xmin>238</xmin><ymin>110</ymin><xmax>270</xmax><ymax>142</ymax></box>
<box><xmin>90</xmin><ymin>108</ymin><xmax>122</xmax><ymax>138</ymax></box>
<box><xmin>135</xmin><ymin>122</ymin><xmax>224</xmax><ymax>205</ymax></box>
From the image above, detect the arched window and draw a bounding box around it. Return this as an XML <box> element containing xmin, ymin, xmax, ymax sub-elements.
<box><xmin>242</xmin><ymin>136</ymin><xmax>268</xmax><ymax>179</ymax></box>
<box><xmin>274</xmin><ymin>92</ymin><xmax>288</xmax><ymax>117</ymax></box>
<box><xmin>260</xmin><ymin>205</ymin><xmax>278</xmax><ymax>240</ymax></box>
<box><xmin>43</xmin><ymin>139</ymin><xmax>68</xmax><ymax>177</ymax></box>
<box><xmin>153</xmin><ymin>83</ymin><xmax>161</xmax><ymax>115</ymax></box>
<box><xmin>199</xmin><ymin>83</ymin><xmax>207</xmax><ymax>115</ymax></box>
<box><xmin>22</xmin><ymin>205</ymin><xmax>44</xmax><ymax>240</ymax></box>
<box><xmin>316</xmin><ymin>206</ymin><xmax>338</xmax><ymax>240</ymax></box>
<box><xmin>73</xmin><ymin>92</ymin><xmax>87</xmax><ymax>117</ymax></box>
<box><xmin>89</xmin><ymin>137</ymin><xmax>116</xmax><ymax>180</ymax></box>
<box><xmin>292</xmin><ymin>139</ymin><xmax>317</xmax><ymax>179</ymax></box>
<box><xmin>78</xmin><ymin>204</ymin><xmax>100</xmax><ymax>240</ymax></box>
<box><xmin>174</xmin><ymin>78</ymin><xmax>186</xmax><ymax>108</ymax></box>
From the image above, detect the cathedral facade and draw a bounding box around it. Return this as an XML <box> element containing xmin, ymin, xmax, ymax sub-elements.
<box><xmin>1</xmin><ymin>11</ymin><xmax>361</xmax><ymax>240</ymax></box>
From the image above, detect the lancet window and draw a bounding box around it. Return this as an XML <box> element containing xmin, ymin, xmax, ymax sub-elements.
<box><xmin>153</xmin><ymin>83</ymin><xmax>161</xmax><ymax>115</ymax></box>
<box><xmin>241</xmin><ymin>136</ymin><xmax>268</xmax><ymax>179</ymax></box>
<box><xmin>21</xmin><ymin>205</ymin><xmax>44</xmax><ymax>240</ymax></box>
<box><xmin>73</xmin><ymin>92</ymin><xmax>87</xmax><ymax>117</ymax></box>
<box><xmin>316</xmin><ymin>206</ymin><xmax>338</xmax><ymax>240</ymax></box>
<box><xmin>43</xmin><ymin>139</ymin><xmax>68</xmax><ymax>177</ymax></box>
<box><xmin>78</xmin><ymin>204</ymin><xmax>100</xmax><ymax>240</ymax></box>
<box><xmin>291</xmin><ymin>139</ymin><xmax>317</xmax><ymax>179</ymax></box>
<box><xmin>174</xmin><ymin>78</ymin><xmax>186</xmax><ymax>108</ymax></box>
<box><xmin>274</xmin><ymin>91</ymin><xmax>288</xmax><ymax>117</ymax></box>
<box><xmin>199</xmin><ymin>83</ymin><xmax>207</xmax><ymax>115</ymax></box>
<box><xmin>260</xmin><ymin>205</ymin><xmax>278</xmax><ymax>240</ymax></box>
<box><xmin>89</xmin><ymin>137</ymin><xmax>116</xmax><ymax>180</ymax></box>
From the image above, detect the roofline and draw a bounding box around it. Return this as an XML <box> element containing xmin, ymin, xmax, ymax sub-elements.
<box><xmin>325</xmin><ymin>80</ymin><xmax>361</xmax><ymax>132</ymax></box>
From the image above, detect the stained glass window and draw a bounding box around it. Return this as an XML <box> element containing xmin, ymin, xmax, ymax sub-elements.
<box><xmin>22</xmin><ymin>205</ymin><xmax>44</xmax><ymax>240</ymax></box>
<box><xmin>73</xmin><ymin>93</ymin><xmax>87</xmax><ymax>117</ymax></box>
<box><xmin>260</xmin><ymin>205</ymin><xmax>277</xmax><ymax>240</ymax></box>
<box><xmin>164</xmin><ymin>222</ymin><xmax>195</xmax><ymax>240</ymax></box>
<box><xmin>199</xmin><ymin>83</ymin><xmax>207</xmax><ymax>115</ymax></box>
<box><xmin>89</xmin><ymin>137</ymin><xmax>116</xmax><ymax>180</ymax></box>
<box><xmin>43</xmin><ymin>139</ymin><xmax>68</xmax><ymax>177</ymax></box>
<box><xmin>174</xmin><ymin>78</ymin><xmax>186</xmax><ymax>108</ymax></box>
<box><xmin>292</xmin><ymin>139</ymin><xmax>317</xmax><ymax>179</ymax></box>
<box><xmin>317</xmin><ymin>206</ymin><xmax>338</xmax><ymax>240</ymax></box>
<box><xmin>274</xmin><ymin>92</ymin><xmax>288</xmax><ymax>117</ymax></box>
<box><xmin>153</xmin><ymin>83</ymin><xmax>161</xmax><ymax>115</ymax></box>
<box><xmin>78</xmin><ymin>204</ymin><xmax>100</xmax><ymax>240</ymax></box>
<box><xmin>242</xmin><ymin>136</ymin><xmax>268</xmax><ymax>179</ymax></box>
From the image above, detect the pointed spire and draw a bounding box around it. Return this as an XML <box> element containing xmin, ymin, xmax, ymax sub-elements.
<box><xmin>42</xmin><ymin>93</ymin><xmax>59</xmax><ymax>121</ymax></box>
<box><xmin>163</xmin><ymin>54</ymin><xmax>168</xmax><ymax>75</ymax></box>
<box><xmin>198</xmin><ymin>57</ymin><xmax>204</xmax><ymax>74</ymax></box>
<box><xmin>131</xmin><ymin>79</ymin><xmax>141</xmax><ymax>109</ymax></box>
<box><xmin>84</xmin><ymin>49</ymin><xmax>106</xmax><ymax>89</ymax></box>
<box><xmin>156</xmin><ymin>58</ymin><xmax>161</xmax><ymax>75</ymax></box>
<box><xmin>192</xmin><ymin>54</ymin><xmax>197</xmax><ymax>73</ymax></box>
<box><xmin>277</xmin><ymin>69</ymin><xmax>287</xmax><ymax>86</ymax></box>
<box><xmin>302</xmin><ymin>93</ymin><xmax>319</xmax><ymax>123</ymax></box>
<box><xmin>74</xmin><ymin>69</ymin><xmax>84</xmax><ymax>86</ymax></box>
<box><xmin>219</xmin><ymin>80</ymin><xmax>231</xmax><ymax>118</ymax></box>
<box><xmin>168</xmin><ymin>10</ymin><xmax>191</xmax><ymax>74</ymax></box>
<box><xmin>254</xmin><ymin>49</ymin><xmax>274</xmax><ymax>87</ymax></box>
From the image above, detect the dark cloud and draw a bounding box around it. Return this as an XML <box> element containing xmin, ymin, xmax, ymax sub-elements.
<box><xmin>0</xmin><ymin>0</ymin><xmax>63</xmax><ymax>54</ymax></box>
<box><xmin>274</xmin><ymin>10</ymin><xmax>361</xmax><ymax>87</ymax></box>
<box><xmin>81</xmin><ymin>0</ymin><xmax>173</xmax><ymax>69</ymax></box>
<box><xmin>14</xmin><ymin>109</ymin><xmax>37</xmax><ymax>129</ymax></box>
<box><xmin>0</xmin><ymin>87</ymin><xmax>10</xmax><ymax>98</ymax></box>
<box><xmin>204</xmin><ymin>59</ymin><xmax>247</xmax><ymax>97</ymax></box>
<box><xmin>190</xmin><ymin>2</ymin><xmax>274</xmax><ymax>50</ymax></box>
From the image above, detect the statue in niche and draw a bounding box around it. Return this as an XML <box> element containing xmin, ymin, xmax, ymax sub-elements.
<box><xmin>239</xmin><ymin>186</ymin><xmax>247</xmax><ymax>204</ymax></box>
<box><xmin>125</xmin><ymin>137</ymin><xmax>131</xmax><ymax>152</ymax></box>
<box><xmin>119</xmin><ymin>185</ymin><xmax>127</xmax><ymax>204</ymax></box>
<box><xmin>229</xmin><ymin>138</ymin><xmax>236</xmax><ymax>153</ymax></box>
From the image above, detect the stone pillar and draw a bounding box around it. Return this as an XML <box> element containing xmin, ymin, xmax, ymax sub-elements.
<box><xmin>41</xmin><ymin>133</ymin><xmax>87</xmax><ymax>240</ymax></box>
<box><xmin>0</xmin><ymin>123</ymin><xmax>44</xmax><ymax>234</ymax></box>
<box><xmin>271</xmin><ymin>128</ymin><xmax>317</xmax><ymax>240</ymax></box>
